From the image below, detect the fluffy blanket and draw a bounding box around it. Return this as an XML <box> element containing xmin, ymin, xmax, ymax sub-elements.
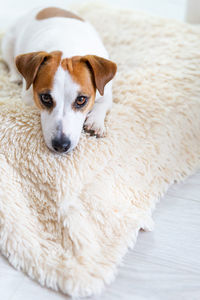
<box><xmin>0</xmin><ymin>2</ymin><xmax>200</xmax><ymax>297</ymax></box>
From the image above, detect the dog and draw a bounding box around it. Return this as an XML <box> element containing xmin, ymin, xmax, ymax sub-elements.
<box><xmin>2</xmin><ymin>6</ymin><xmax>117</xmax><ymax>153</ymax></box>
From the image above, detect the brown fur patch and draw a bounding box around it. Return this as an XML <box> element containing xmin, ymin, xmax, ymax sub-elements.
<box><xmin>80</xmin><ymin>55</ymin><xmax>117</xmax><ymax>96</ymax></box>
<box><xmin>36</xmin><ymin>7</ymin><xmax>84</xmax><ymax>22</ymax></box>
<box><xmin>61</xmin><ymin>57</ymin><xmax>96</xmax><ymax>113</ymax></box>
<box><xmin>33</xmin><ymin>51</ymin><xmax>62</xmax><ymax>111</ymax></box>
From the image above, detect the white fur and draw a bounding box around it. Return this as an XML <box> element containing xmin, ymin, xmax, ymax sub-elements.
<box><xmin>2</xmin><ymin>7</ymin><xmax>113</xmax><ymax>152</ymax></box>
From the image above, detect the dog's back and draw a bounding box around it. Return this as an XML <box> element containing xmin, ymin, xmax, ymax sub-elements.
<box><xmin>3</xmin><ymin>6</ymin><xmax>108</xmax><ymax>60</ymax></box>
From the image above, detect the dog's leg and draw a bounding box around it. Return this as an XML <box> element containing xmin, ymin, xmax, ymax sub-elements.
<box><xmin>22</xmin><ymin>78</ymin><xmax>34</xmax><ymax>106</ymax></box>
<box><xmin>21</xmin><ymin>79</ymin><xmax>34</xmax><ymax>106</ymax></box>
<box><xmin>84</xmin><ymin>85</ymin><xmax>112</xmax><ymax>137</ymax></box>
<box><xmin>2</xmin><ymin>31</ymin><xmax>22</xmax><ymax>83</ymax></box>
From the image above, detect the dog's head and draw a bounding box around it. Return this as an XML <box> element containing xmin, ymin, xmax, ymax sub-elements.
<box><xmin>15</xmin><ymin>51</ymin><xmax>117</xmax><ymax>153</ymax></box>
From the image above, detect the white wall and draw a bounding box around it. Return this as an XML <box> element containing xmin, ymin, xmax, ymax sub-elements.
<box><xmin>0</xmin><ymin>0</ymin><xmax>187</xmax><ymax>30</ymax></box>
<box><xmin>186</xmin><ymin>0</ymin><xmax>200</xmax><ymax>23</ymax></box>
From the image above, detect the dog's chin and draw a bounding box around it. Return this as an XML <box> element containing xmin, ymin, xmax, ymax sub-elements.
<box><xmin>46</xmin><ymin>144</ymin><xmax>71</xmax><ymax>154</ymax></box>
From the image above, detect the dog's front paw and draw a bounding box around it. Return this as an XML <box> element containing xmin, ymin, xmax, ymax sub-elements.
<box><xmin>84</xmin><ymin>112</ymin><xmax>105</xmax><ymax>138</ymax></box>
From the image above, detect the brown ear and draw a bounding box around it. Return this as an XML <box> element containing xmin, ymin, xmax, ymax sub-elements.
<box><xmin>15</xmin><ymin>51</ymin><xmax>49</xmax><ymax>90</ymax></box>
<box><xmin>81</xmin><ymin>55</ymin><xmax>117</xmax><ymax>96</ymax></box>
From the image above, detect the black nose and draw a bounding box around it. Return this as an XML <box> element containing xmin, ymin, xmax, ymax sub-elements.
<box><xmin>52</xmin><ymin>135</ymin><xmax>71</xmax><ymax>153</ymax></box>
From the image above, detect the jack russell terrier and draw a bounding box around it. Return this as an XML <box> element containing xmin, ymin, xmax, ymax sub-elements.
<box><xmin>2</xmin><ymin>6</ymin><xmax>117</xmax><ymax>153</ymax></box>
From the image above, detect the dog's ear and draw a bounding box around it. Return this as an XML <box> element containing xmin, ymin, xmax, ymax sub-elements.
<box><xmin>81</xmin><ymin>55</ymin><xmax>117</xmax><ymax>96</ymax></box>
<box><xmin>15</xmin><ymin>51</ymin><xmax>49</xmax><ymax>90</ymax></box>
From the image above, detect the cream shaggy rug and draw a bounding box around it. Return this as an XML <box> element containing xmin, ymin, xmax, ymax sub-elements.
<box><xmin>0</xmin><ymin>2</ymin><xmax>200</xmax><ymax>298</ymax></box>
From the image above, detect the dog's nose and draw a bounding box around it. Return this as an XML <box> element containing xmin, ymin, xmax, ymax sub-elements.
<box><xmin>52</xmin><ymin>135</ymin><xmax>71</xmax><ymax>153</ymax></box>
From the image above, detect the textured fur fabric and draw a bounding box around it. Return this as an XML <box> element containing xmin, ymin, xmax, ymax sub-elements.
<box><xmin>0</xmin><ymin>3</ymin><xmax>200</xmax><ymax>298</ymax></box>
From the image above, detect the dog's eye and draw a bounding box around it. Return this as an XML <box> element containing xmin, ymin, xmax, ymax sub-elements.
<box><xmin>75</xmin><ymin>95</ymin><xmax>88</xmax><ymax>108</ymax></box>
<box><xmin>40</xmin><ymin>93</ymin><xmax>53</xmax><ymax>108</ymax></box>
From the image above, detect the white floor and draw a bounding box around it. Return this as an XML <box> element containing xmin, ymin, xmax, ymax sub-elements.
<box><xmin>0</xmin><ymin>0</ymin><xmax>200</xmax><ymax>300</ymax></box>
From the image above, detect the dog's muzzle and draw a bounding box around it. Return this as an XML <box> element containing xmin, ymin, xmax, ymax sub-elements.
<box><xmin>52</xmin><ymin>134</ymin><xmax>71</xmax><ymax>153</ymax></box>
